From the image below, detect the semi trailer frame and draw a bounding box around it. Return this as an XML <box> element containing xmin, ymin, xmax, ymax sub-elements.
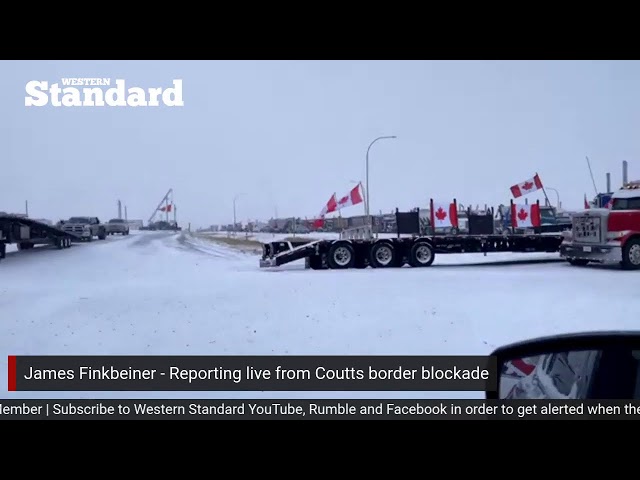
<box><xmin>259</xmin><ymin>208</ymin><xmax>566</xmax><ymax>270</ymax></box>
<box><xmin>259</xmin><ymin>233</ymin><xmax>565</xmax><ymax>269</ymax></box>
<box><xmin>0</xmin><ymin>215</ymin><xmax>80</xmax><ymax>263</ymax></box>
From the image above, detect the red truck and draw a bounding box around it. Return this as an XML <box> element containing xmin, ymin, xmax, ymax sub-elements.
<box><xmin>561</xmin><ymin>182</ymin><xmax>640</xmax><ymax>269</ymax></box>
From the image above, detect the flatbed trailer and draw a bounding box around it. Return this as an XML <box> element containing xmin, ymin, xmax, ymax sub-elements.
<box><xmin>0</xmin><ymin>215</ymin><xmax>80</xmax><ymax>263</ymax></box>
<box><xmin>259</xmin><ymin>233</ymin><xmax>565</xmax><ymax>269</ymax></box>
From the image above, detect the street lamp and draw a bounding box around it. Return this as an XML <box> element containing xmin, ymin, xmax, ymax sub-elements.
<box><xmin>233</xmin><ymin>193</ymin><xmax>244</xmax><ymax>236</ymax></box>
<box><xmin>546</xmin><ymin>187</ymin><xmax>561</xmax><ymax>209</ymax></box>
<box><xmin>365</xmin><ymin>135</ymin><xmax>397</xmax><ymax>230</ymax></box>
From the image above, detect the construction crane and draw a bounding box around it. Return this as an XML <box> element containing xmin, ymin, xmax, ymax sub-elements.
<box><xmin>147</xmin><ymin>188</ymin><xmax>178</xmax><ymax>227</ymax></box>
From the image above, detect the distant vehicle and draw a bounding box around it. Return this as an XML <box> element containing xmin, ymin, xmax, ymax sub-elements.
<box><xmin>292</xmin><ymin>225</ymin><xmax>310</xmax><ymax>234</ymax></box>
<box><xmin>106</xmin><ymin>218</ymin><xmax>130</xmax><ymax>236</ymax></box>
<box><xmin>496</xmin><ymin>204</ymin><xmax>571</xmax><ymax>234</ymax></box>
<box><xmin>60</xmin><ymin>217</ymin><xmax>106</xmax><ymax>241</ymax></box>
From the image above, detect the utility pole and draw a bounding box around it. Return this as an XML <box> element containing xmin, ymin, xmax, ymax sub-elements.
<box><xmin>124</xmin><ymin>206</ymin><xmax>128</xmax><ymax>222</ymax></box>
<box><xmin>25</xmin><ymin>200</ymin><xmax>29</xmax><ymax>217</ymax></box>
<box><xmin>118</xmin><ymin>200</ymin><xmax>122</xmax><ymax>219</ymax></box>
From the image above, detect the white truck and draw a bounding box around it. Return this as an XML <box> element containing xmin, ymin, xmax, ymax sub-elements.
<box><xmin>60</xmin><ymin>217</ymin><xmax>107</xmax><ymax>241</ymax></box>
<box><xmin>105</xmin><ymin>218</ymin><xmax>130</xmax><ymax>235</ymax></box>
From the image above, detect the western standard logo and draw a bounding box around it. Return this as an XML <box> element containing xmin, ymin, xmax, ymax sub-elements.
<box><xmin>25</xmin><ymin>78</ymin><xmax>184</xmax><ymax>107</ymax></box>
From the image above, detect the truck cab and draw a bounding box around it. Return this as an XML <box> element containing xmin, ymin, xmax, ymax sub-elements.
<box><xmin>560</xmin><ymin>182</ymin><xmax>640</xmax><ymax>269</ymax></box>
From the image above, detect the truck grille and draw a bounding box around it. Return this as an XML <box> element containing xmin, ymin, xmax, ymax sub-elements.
<box><xmin>572</xmin><ymin>215</ymin><xmax>602</xmax><ymax>243</ymax></box>
<box><xmin>64</xmin><ymin>225</ymin><xmax>85</xmax><ymax>233</ymax></box>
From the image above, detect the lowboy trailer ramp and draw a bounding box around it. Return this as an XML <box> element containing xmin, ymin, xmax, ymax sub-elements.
<box><xmin>0</xmin><ymin>215</ymin><xmax>80</xmax><ymax>263</ymax></box>
<box><xmin>259</xmin><ymin>207</ymin><xmax>566</xmax><ymax>270</ymax></box>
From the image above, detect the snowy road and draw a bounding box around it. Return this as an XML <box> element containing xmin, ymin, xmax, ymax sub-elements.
<box><xmin>1</xmin><ymin>230</ymin><xmax>638</xmax><ymax>400</ymax></box>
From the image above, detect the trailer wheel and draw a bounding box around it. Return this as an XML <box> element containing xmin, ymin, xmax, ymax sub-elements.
<box><xmin>369</xmin><ymin>241</ymin><xmax>396</xmax><ymax>268</ymax></box>
<box><xmin>567</xmin><ymin>258</ymin><xmax>589</xmax><ymax>266</ymax></box>
<box><xmin>409</xmin><ymin>241</ymin><xmax>435</xmax><ymax>267</ymax></box>
<box><xmin>327</xmin><ymin>242</ymin><xmax>355</xmax><ymax>269</ymax></box>
<box><xmin>308</xmin><ymin>255</ymin><xmax>323</xmax><ymax>270</ymax></box>
<box><xmin>621</xmin><ymin>238</ymin><xmax>640</xmax><ymax>270</ymax></box>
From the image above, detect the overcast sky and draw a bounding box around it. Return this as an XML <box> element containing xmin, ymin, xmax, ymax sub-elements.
<box><xmin>1</xmin><ymin>60</ymin><xmax>638</xmax><ymax>228</ymax></box>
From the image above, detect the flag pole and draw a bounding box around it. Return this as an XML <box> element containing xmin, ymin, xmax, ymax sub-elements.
<box><xmin>536</xmin><ymin>172</ymin><xmax>552</xmax><ymax>207</ymax></box>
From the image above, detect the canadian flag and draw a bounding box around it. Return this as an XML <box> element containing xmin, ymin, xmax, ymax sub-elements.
<box><xmin>505</xmin><ymin>358</ymin><xmax>537</xmax><ymax>377</ymax></box>
<box><xmin>510</xmin><ymin>201</ymin><xmax>541</xmax><ymax>228</ymax></box>
<box><xmin>159</xmin><ymin>204</ymin><xmax>173</xmax><ymax>213</ymax></box>
<box><xmin>313</xmin><ymin>193</ymin><xmax>338</xmax><ymax>228</ymax></box>
<box><xmin>336</xmin><ymin>183</ymin><xmax>364</xmax><ymax>211</ymax></box>
<box><xmin>584</xmin><ymin>194</ymin><xmax>590</xmax><ymax>209</ymax></box>
<box><xmin>429</xmin><ymin>199</ymin><xmax>458</xmax><ymax>229</ymax></box>
<box><xmin>510</xmin><ymin>174</ymin><xmax>543</xmax><ymax>198</ymax></box>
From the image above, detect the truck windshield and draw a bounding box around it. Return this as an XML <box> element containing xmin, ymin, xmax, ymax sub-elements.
<box><xmin>540</xmin><ymin>209</ymin><xmax>555</xmax><ymax>223</ymax></box>
<box><xmin>68</xmin><ymin>217</ymin><xmax>90</xmax><ymax>223</ymax></box>
<box><xmin>109</xmin><ymin>219</ymin><xmax>124</xmax><ymax>223</ymax></box>
<box><xmin>611</xmin><ymin>197</ymin><xmax>640</xmax><ymax>210</ymax></box>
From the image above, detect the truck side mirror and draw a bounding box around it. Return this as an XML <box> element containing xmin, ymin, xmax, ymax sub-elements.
<box><xmin>487</xmin><ymin>332</ymin><xmax>640</xmax><ymax>400</ymax></box>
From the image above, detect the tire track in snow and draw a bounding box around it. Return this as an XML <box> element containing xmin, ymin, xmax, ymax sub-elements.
<box><xmin>173</xmin><ymin>233</ymin><xmax>253</xmax><ymax>261</ymax></box>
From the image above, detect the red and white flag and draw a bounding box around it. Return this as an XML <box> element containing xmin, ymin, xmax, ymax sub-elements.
<box><xmin>313</xmin><ymin>193</ymin><xmax>338</xmax><ymax>228</ymax></box>
<box><xmin>510</xmin><ymin>203</ymin><xmax>541</xmax><ymax>228</ymax></box>
<box><xmin>429</xmin><ymin>199</ymin><xmax>458</xmax><ymax>229</ymax></box>
<box><xmin>336</xmin><ymin>183</ymin><xmax>364</xmax><ymax>211</ymax></box>
<box><xmin>510</xmin><ymin>174</ymin><xmax>543</xmax><ymax>198</ymax></box>
<box><xmin>506</xmin><ymin>358</ymin><xmax>537</xmax><ymax>377</ymax></box>
<box><xmin>159</xmin><ymin>204</ymin><xmax>173</xmax><ymax>212</ymax></box>
<box><xmin>584</xmin><ymin>194</ymin><xmax>590</xmax><ymax>209</ymax></box>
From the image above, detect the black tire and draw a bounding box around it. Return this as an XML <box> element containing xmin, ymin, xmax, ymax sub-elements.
<box><xmin>409</xmin><ymin>240</ymin><xmax>435</xmax><ymax>267</ymax></box>
<box><xmin>369</xmin><ymin>241</ymin><xmax>396</xmax><ymax>268</ymax></box>
<box><xmin>17</xmin><ymin>242</ymin><xmax>33</xmax><ymax>250</ymax></box>
<box><xmin>327</xmin><ymin>242</ymin><xmax>355</xmax><ymax>269</ymax></box>
<box><xmin>308</xmin><ymin>255</ymin><xmax>323</xmax><ymax>270</ymax></box>
<box><xmin>568</xmin><ymin>258</ymin><xmax>589</xmax><ymax>266</ymax></box>
<box><xmin>621</xmin><ymin>238</ymin><xmax>640</xmax><ymax>270</ymax></box>
<box><xmin>98</xmin><ymin>230</ymin><xmax>107</xmax><ymax>240</ymax></box>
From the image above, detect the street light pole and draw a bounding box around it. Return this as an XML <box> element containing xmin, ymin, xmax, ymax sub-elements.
<box><xmin>233</xmin><ymin>194</ymin><xmax>243</xmax><ymax>236</ymax></box>
<box><xmin>365</xmin><ymin>135</ymin><xmax>397</xmax><ymax>228</ymax></box>
<box><xmin>546</xmin><ymin>187</ymin><xmax>561</xmax><ymax>208</ymax></box>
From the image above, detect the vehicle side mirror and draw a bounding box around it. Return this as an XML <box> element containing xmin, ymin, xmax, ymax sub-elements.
<box><xmin>486</xmin><ymin>332</ymin><xmax>640</xmax><ymax>400</ymax></box>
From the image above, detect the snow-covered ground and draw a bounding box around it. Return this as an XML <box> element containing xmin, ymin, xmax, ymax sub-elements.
<box><xmin>1</xmin><ymin>230</ymin><xmax>639</xmax><ymax>400</ymax></box>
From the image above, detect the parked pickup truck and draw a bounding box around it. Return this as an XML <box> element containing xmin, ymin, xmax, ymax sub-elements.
<box><xmin>60</xmin><ymin>217</ymin><xmax>107</xmax><ymax>241</ymax></box>
<box><xmin>106</xmin><ymin>218</ymin><xmax>130</xmax><ymax>235</ymax></box>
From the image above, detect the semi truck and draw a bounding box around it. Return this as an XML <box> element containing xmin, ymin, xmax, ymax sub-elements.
<box><xmin>560</xmin><ymin>181</ymin><xmax>640</xmax><ymax>270</ymax></box>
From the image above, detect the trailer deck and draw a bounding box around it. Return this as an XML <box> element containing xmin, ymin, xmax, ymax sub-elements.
<box><xmin>259</xmin><ymin>233</ymin><xmax>565</xmax><ymax>269</ymax></box>
<box><xmin>0</xmin><ymin>215</ymin><xmax>80</xmax><ymax>262</ymax></box>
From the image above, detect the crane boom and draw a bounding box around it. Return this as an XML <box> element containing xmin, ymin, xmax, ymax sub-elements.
<box><xmin>148</xmin><ymin>188</ymin><xmax>173</xmax><ymax>224</ymax></box>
